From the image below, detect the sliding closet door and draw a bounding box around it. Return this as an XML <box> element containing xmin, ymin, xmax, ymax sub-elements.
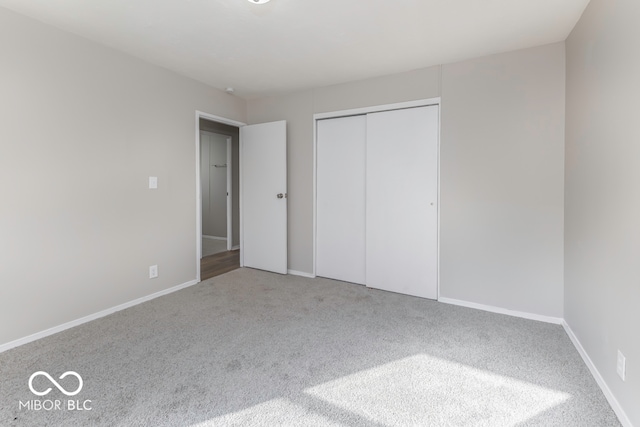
<box><xmin>366</xmin><ymin>106</ymin><xmax>439</xmax><ymax>299</ymax></box>
<box><xmin>316</xmin><ymin>115</ymin><xmax>366</xmax><ymax>284</ymax></box>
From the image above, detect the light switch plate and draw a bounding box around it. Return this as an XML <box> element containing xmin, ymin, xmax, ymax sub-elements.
<box><xmin>149</xmin><ymin>176</ymin><xmax>158</xmax><ymax>189</ymax></box>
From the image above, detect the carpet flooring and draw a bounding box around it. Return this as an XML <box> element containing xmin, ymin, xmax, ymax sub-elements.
<box><xmin>0</xmin><ymin>268</ymin><xmax>620</xmax><ymax>426</ymax></box>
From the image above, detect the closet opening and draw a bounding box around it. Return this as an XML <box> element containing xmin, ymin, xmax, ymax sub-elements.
<box><xmin>313</xmin><ymin>98</ymin><xmax>441</xmax><ymax>300</ymax></box>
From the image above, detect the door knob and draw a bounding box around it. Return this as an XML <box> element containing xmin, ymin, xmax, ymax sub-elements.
<box><xmin>277</xmin><ymin>193</ymin><xmax>284</xmax><ymax>199</ymax></box>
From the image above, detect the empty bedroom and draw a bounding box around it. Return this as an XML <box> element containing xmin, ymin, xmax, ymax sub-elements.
<box><xmin>0</xmin><ymin>0</ymin><xmax>637</xmax><ymax>426</ymax></box>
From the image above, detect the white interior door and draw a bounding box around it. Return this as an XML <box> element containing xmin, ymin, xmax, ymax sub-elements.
<box><xmin>241</xmin><ymin>120</ymin><xmax>287</xmax><ymax>274</ymax></box>
<box><xmin>316</xmin><ymin>115</ymin><xmax>366</xmax><ymax>284</ymax></box>
<box><xmin>366</xmin><ymin>106</ymin><xmax>439</xmax><ymax>299</ymax></box>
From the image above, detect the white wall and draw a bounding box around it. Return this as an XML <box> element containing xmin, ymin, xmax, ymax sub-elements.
<box><xmin>312</xmin><ymin>68</ymin><xmax>441</xmax><ymax>114</ymax></box>
<box><xmin>565</xmin><ymin>0</ymin><xmax>640</xmax><ymax>424</ymax></box>
<box><xmin>440</xmin><ymin>43</ymin><xmax>566</xmax><ymax>318</ymax></box>
<box><xmin>0</xmin><ymin>7</ymin><xmax>246</xmax><ymax>347</ymax></box>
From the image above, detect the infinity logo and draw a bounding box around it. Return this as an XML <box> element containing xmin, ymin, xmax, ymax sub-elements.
<box><xmin>28</xmin><ymin>371</ymin><xmax>83</xmax><ymax>396</ymax></box>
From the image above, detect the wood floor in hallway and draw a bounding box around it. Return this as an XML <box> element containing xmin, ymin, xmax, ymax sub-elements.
<box><xmin>200</xmin><ymin>249</ymin><xmax>240</xmax><ymax>281</ymax></box>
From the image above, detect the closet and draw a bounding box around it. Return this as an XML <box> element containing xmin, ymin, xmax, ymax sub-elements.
<box><xmin>316</xmin><ymin>104</ymin><xmax>439</xmax><ymax>299</ymax></box>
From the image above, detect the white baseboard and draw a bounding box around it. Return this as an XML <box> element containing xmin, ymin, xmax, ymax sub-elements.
<box><xmin>562</xmin><ymin>321</ymin><xmax>632</xmax><ymax>427</ymax></box>
<box><xmin>0</xmin><ymin>279</ymin><xmax>199</xmax><ymax>354</ymax></box>
<box><xmin>203</xmin><ymin>235</ymin><xmax>227</xmax><ymax>241</ymax></box>
<box><xmin>288</xmin><ymin>269</ymin><xmax>315</xmax><ymax>278</ymax></box>
<box><xmin>438</xmin><ymin>297</ymin><xmax>563</xmax><ymax>325</ymax></box>
<box><xmin>231</xmin><ymin>245</ymin><xmax>240</xmax><ymax>251</ymax></box>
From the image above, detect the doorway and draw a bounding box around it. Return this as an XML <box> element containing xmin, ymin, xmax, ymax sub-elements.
<box><xmin>195</xmin><ymin>111</ymin><xmax>289</xmax><ymax>281</ymax></box>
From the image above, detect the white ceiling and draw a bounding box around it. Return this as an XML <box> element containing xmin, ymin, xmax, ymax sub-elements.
<box><xmin>0</xmin><ymin>0</ymin><xmax>590</xmax><ymax>99</ymax></box>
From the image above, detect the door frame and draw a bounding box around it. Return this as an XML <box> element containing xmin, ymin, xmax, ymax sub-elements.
<box><xmin>225</xmin><ymin>137</ymin><xmax>232</xmax><ymax>251</ymax></box>
<box><xmin>195</xmin><ymin>111</ymin><xmax>246</xmax><ymax>282</ymax></box>
<box><xmin>312</xmin><ymin>97</ymin><xmax>442</xmax><ymax>298</ymax></box>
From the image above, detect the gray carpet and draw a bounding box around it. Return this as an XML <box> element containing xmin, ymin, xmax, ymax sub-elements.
<box><xmin>0</xmin><ymin>268</ymin><xmax>620</xmax><ymax>426</ymax></box>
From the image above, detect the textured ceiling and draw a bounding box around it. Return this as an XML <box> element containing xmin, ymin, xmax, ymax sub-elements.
<box><xmin>0</xmin><ymin>0</ymin><xmax>590</xmax><ymax>99</ymax></box>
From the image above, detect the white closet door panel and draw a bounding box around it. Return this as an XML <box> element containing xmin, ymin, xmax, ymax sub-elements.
<box><xmin>316</xmin><ymin>115</ymin><xmax>366</xmax><ymax>284</ymax></box>
<box><xmin>366</xmin><ymin>106</ymin><xmax>439</xmax><ymax>299</ymax></box>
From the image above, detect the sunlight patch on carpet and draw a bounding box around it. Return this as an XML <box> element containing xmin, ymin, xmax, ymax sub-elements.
<box><xmin>304</xmin><ymin>354</ymin><xmax>571</xmax><ymax>426</ymax></box>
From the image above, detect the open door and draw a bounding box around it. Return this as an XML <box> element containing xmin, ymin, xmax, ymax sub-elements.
<box><xmin>240</xmin><ymin>120</ymin><xmax>287</xmax><ymax>274</ymax></box>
